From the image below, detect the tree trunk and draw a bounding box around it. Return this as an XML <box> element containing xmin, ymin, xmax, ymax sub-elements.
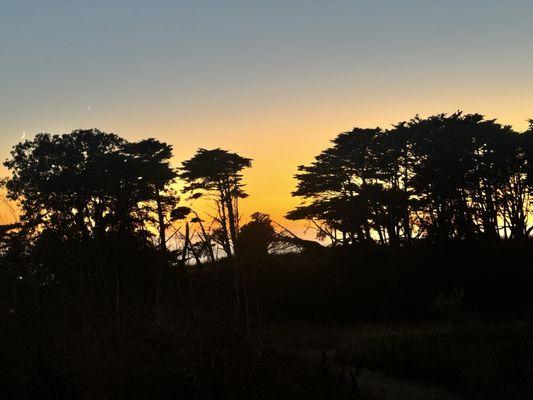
<box><xmin>156</xmin><ymin>192</ymin><xmax>167</xmax><ymax>253</ymax></box>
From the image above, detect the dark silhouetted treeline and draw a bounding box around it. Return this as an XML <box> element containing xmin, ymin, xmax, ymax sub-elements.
<box><xmin>288</xmin><ymin>112</ymin><xmax>533</xmax><ymax>244</ymax></box>
<box><xmin>1</xmin><ymin>113</ymin><xmax>533</xmax><ymax>399</ymax></box>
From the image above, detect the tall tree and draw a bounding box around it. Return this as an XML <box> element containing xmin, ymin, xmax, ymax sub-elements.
<box><xmin>404</xmin><ymin>113</ymin><xmax>523</xmax><ymax>241</ymax></box>
<box><xmin>287</xmin><ymin>127</ymin><xmax>396</xmax><ymax>244</ymax></box>
<box><xmin>180</xmin><ymin>148</ymin><xmax>252</xmax><ymax>256</ymax></box>
<box><xmin>121</xmin><ymin>138</ymin><xmax>179</xmax><ymax>251</ymax></box>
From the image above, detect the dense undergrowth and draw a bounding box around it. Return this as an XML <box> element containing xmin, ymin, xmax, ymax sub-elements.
<box><xmin>0</xmin><ymin>305</ymin><xmax>350</xmax><ymax>400</ymax></box>
<box><xmin>2</xmin><ymin>240</ymin><xmax>533</xmax><ymax>399</ymax></box>
<box><xmin>339</xmin><ymin>322</ymin><xmax>533</xmax><ymax>399</ymax></box>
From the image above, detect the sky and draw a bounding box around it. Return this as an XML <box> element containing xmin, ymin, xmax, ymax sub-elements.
<box><xmin>1</xmin><ymin>0</ymin><xmax>533</xmax><ymax>232</ymax></box>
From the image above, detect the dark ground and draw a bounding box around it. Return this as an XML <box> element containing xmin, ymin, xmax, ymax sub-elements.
<box><xmin>2</xmin><ymin>241</ymin><xmax>533</xmax><ymax>399</ymax></box>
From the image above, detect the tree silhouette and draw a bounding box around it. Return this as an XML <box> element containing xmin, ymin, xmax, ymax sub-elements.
<box><xmin>288</xmin><ymin>113</ymin><xmax>533</xmax><ymax>244</ymax></box>
<box><xmin>404</xmin><ymin>113</ymin><xmax>529</xmax><ymax>241</ymax></box>
<box><xmin>180</xmin><ymin>148</ymin><xmax>252</xmax><ymax>256</ymax></box>
<box><xmin>237</xmin><ymin>212</ymin><xmax>276</xmax><ymax>257</ymax></box>
<box><xmin>121</xmin><ymin>138</ymin><xmax>179</xmax><ymax>251</ymax></box>
<box><xmin>3</xmin><ymin>129</ymin><xmax>178</xmax><ymax>244</ymax></box>
<box><xmin>287</xmin><ymin>127</ymin><xmax>395</xmax><ymax>244</ymax></box>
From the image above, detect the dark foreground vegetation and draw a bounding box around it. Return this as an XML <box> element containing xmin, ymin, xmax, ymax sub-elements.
<box><xmin>340</xmin><ymin>321</ymin><xmax>533</xmax><ymax>399</ymax></box>
<box><xmin>2</xmin><ymin>241</ymin><xmax>533</xmax><ymax>399</ymax></box>
<box><xmin>2</xmin><ymin>112</ymin><xmax>533</xmax><ymax>399</ymax></box>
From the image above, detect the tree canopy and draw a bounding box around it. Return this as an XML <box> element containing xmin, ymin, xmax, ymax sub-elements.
<box><xmin>287</xmin><ymin>112</ymin><xmax>533</xmax><ymax>244</ymax></box>
<box><xmin>180</xmin><ymin>148</ymin><xmax>252</xmax><ymax>256</ymax></box>
<box><xmin>3</xmin><ymin>129</ymin><xmax>178</xmax><ymax>243</ymax></box>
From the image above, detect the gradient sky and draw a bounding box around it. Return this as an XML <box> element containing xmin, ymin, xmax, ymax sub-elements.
<box><xmin>1</xmin><ymin>0</ymin><xmax>533</xmax><ymax>231</ymax></box>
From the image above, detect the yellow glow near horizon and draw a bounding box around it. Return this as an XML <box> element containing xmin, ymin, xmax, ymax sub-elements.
<box><xmin>159</xmin><ymin>103</ymin><xmax>533</xmax><ymax>237</ymax></box>
<box><xmin>1</xmin><ymin>103</ymin><xmax>533</xmax><ymax>237</ymax></box>
<box><xmin>2</xmin><ymin>1</ymin><xmax>533</xmax><ymax>237</ymax></box>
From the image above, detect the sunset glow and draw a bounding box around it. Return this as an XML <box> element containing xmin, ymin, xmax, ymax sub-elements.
<box><xmin>1</xmin><ymin>1</ymin><xmax>533</xmax><ymax>234</ymax></box>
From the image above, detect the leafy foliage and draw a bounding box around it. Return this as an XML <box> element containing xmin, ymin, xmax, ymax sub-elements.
<box><xmin>288</xmin><ymin>113</ymin><xmax>533</xmax><ymax>244</ymax></box>
<box><xmin>3</xmin><ymin>129</ymin><xmax>178</xmax><ymax>242</ymax></box>
<box><xmin>180</xmin><ymin>148</ymin><xmax>252</xmax><ymax>256</ymax></box>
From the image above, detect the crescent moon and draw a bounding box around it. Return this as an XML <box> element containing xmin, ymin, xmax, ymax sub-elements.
<box><xmin>20</xmin><ymin>131</ymin><xmax>26</xmax><ymax>140</ymax></box>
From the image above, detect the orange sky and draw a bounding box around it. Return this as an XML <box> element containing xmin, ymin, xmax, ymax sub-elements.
<box><xmin>1</xmin><ymin>1</ymin><xmax>532</xmax><ymax>236</ymax></box>
<box><xmin>2</xmin><ymin>97</ymin><xmax>533</xmax><ymax>235</ymax></box>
